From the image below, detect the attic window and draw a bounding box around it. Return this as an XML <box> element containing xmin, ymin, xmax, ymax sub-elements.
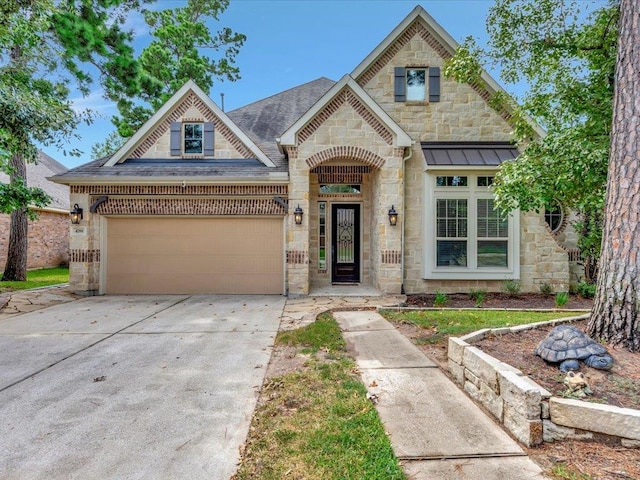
<box><xmin>184</xmin><ymin>123</ymin><xmax>203</xmax><ymax>154</ymax></box>
<box><xmin>394</xmin><ymin>66</ymin><xmax>440</xmax><ymax>103</ymax></box>
<box><xmin>406</xmin><ymin>69</ymin><xmax>426</xmax><ymax>101</ymax></box>
<box><xmin>170</xmin><ymin>121</ymin><xmax>214</xmax><ymax>156</ymax></box>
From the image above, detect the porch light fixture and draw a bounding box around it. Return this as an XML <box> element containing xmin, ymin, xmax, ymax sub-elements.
<box><xmin>294</xmin><ymin>205</ymin><xmax>303</xmax><ymax>225</ymax></box>
<box><xmin>70</xmin><ymin>204</ymin><xmax>83</xmax><ymax>225</ymax></box>
<box><xmin>388</xmin><ymin>205</ymin><xmax>398</xmax><ymax>226</ymax></box>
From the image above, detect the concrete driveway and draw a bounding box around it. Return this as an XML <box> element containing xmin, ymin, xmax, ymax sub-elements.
<box><xmin>0</xmin><ymin>295</ymin><xmax>285</xmax><ymax>480</ymax></box>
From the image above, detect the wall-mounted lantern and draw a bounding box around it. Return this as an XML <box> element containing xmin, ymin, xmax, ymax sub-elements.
<box><xmin>388</xmin><ymin>205</ymin><xmax>398</xmax><ymax>226</ymax></box>
<box><xmin>70</xmin><ymin>204</ymin><xmax>83</xmax><ymax>225</ymax></box>
<box><xmin>294</xmin><ymin>205</ymin><xmax>303</xmax><ymax>225</ymax></box>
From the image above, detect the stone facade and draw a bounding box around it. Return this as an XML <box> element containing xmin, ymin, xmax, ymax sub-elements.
<box><xmin>0</xmin><ymin>210</ymin><xmax>69</xmax><ymax>271</ymax></box>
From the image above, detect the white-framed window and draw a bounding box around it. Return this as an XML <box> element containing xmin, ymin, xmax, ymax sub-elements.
<box><xmin>424</xmin><ymin>172</ymin><xmax>520</xmax><ymax>280</ymax></box>
<box><xmin>406</xmin><ymin>68</ymin><xmax>427</xmax><ymax>101</ymax></box>
<box><xmin>183</xmin><ymin>123</ymin><xmax>203</xmax><ymax>154</ymax></box>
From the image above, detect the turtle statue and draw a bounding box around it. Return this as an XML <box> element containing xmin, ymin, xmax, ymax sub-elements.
<box><xmin>534</xmin><ymin>324</ymin><xmax>614</xmax><ymax>372</ymax></box>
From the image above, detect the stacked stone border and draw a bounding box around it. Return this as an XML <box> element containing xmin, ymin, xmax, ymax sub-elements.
<box><xmin>447</xmin><ymin>315</ymin><xmax>640</xmax><ymax>448</ymax></box>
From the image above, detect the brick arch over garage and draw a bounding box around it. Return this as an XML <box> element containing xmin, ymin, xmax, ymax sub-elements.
<box><xmin>305</xmin><ymin>146</ymin><xmax>386</xmax><ymax>170</ymax></box>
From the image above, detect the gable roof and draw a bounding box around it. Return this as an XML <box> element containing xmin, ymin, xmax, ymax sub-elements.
<box><xmin>228</xmin><ymin>77</ymin><xmax>336</xmax><ymax>161</ymax></box>
<box><xmin>278</xmin><ymin>75</ymin><xmax>412</xmax><ymax>148</ymax></box>
<box><xmin>351</xmin><ymin>5</ymin><xmax>545</xmax><ymax>139</ymax></box>
<box><xmin>0</xmin><ymin>151</ymin><xmax>69</xmax><ymax>210</ymax></box>
<box><xmin>105</xmin><ymin>80</ymin><xmax>276</xmax><ymax>168</ymax></box>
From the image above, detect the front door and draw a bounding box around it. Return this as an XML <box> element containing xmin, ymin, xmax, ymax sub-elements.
<box><xmin>331</xmin><ymin>204</ymin><xmax>360</xmax><ymax>283</ymax></box>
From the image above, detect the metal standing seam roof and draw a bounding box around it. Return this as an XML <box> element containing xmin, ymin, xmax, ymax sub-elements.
<box><xmin>421</xmin><ymin>142</ymin><xmax>520</xmax><ymax>167</ymax></box>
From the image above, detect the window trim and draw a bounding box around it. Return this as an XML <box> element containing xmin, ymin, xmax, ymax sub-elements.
<box><xmin>423</xmin><ymin>170</ymin><xmax>520</xmax><ymax>280</ymax></box>
<box><xmin>183</xmin><ymin>122</ymin><xmax>204</xmax><ymax>155</ymax></box>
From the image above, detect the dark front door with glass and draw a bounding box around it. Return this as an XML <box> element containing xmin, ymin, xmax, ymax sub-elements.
<box><xmin>331</xmin><ymin>204</ymin><xmax>360</xmax><ymax>283</ymax></box>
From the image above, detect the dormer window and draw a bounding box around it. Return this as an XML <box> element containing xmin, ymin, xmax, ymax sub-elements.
<box><xmin>170</xmin><ymin>121</ymin><xmax>214</xmax><ymax>157</ymax></box>
<box><xmin>394</xmin><ymin>66</ymin><xmax>440</xmax><ymax>103</ymax></box>
<box><xmin>184</xmin><ymin>123</ymin><xmax>203</xmax><ymax>154</ymax></box>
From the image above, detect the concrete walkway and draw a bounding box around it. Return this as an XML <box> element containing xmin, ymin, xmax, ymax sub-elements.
<box><xmin>334</xmin><ymin>311</ymin><xmax>547</xmax><ymax>480</ymax></box>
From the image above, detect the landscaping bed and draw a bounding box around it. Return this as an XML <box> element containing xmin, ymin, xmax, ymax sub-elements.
<box><xmin>385</xmin><ymin>303</ymin><xmax>640</xmax><ymax>480</ymax></box>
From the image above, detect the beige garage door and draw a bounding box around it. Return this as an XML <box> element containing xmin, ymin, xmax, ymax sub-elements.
<box><xmin>105</xmin><ymin>217</ymin><xmax>283</xmax><ymax>294</ymax></box>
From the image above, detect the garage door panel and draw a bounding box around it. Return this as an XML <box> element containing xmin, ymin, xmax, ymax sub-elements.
<box><xmin>106</xmin><ymin>218</ymin><xmax>283</xmax><ymax>294</ymax></box>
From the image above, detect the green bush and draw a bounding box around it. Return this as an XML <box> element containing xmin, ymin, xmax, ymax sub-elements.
<box><xmin>555</xmin><ymin>292</ymin><xmax>569</xmax><ymax>308</ymax></box>
<box><xmin>469</xmin><ymin>288</ymin><xmax>487</xmax><ymax>307</ymax></box>
<box><xmin>576</xmin><ymin>281</ymin><xmax>596</xmax><ymax>299</ymax></box>
<box><xmin>539</xmin><ymin>283</ymin><xmax>554</xmax><ymax>297</ymax></box>
<box><xmin>502</xmin><ymin>280</ymin><xmax>521</xmax><ymax>297</ymax></box>
<box><xmin>433</xmin><ymin>291</ymin><xmax>448</xmax><ymax>307</ymax></box>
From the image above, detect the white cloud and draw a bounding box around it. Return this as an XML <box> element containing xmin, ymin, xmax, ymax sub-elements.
<box><xmin>70</xmin><ymin>90</ymin><xmax>116</xmax><ymax>116</ymax></box>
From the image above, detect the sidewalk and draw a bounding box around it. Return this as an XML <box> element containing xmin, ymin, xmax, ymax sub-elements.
<box><xmin>0</xmin><ymin>285</ymin><xmax>80</xmax><ymax>321</ymax></box>
<box><xmin>333</xmin><ymin>310</ymin><xmax>548</xmax><ymax>480</ymax></box>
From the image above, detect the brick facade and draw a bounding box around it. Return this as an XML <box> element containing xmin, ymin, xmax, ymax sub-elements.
<box><xmin>0</xmin><ymin>210</ymin><xmax>69</xmax><ymax>270</ymax></box>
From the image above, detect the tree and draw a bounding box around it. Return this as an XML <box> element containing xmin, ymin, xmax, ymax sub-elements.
<box><xmin>587</xmin><ymin>0</ymin><xmax>639</xmax><ymax>351</ymax></box>
<box><xmin>443</xmin><ymin>0</ymin><xmax>618</xmax><ymax>280</ymax></box>
<box><xmin>1</xmin><ymin>0</ymin><xmax>144</xmax><ymax>280</ymax></box>
<box><xmin>92</xmin><ymin>0</ymin><xmax>245</xmax><ymax>156</ymax></box>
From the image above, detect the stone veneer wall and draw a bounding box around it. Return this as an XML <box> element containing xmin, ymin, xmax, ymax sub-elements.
<box><xmin>448</xmin><ymin>319</ymin><xmax>640</xmax><ymax>448</ymax></box>
<box><xmin>0</xmin><ymin>210</ymin><xmax>69</xmax><ymax>270</ymax></box>
<box><xmin>356</xmin><ymin>18</ymin><xmax>570</xmax><ymax>293</ymax></box>
<box><xmin>285</xmin><ymin>85</ymin><xmax>404</xmax><ymax>295</ymax></box>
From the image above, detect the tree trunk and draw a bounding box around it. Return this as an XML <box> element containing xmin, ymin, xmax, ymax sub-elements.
<box><xmin>1</xmin><ymin>153</ymin><xmax>28</xmax><ymax>282</ymax></box>
<box><xmin>587</xmin><ymin>0</ymin><xmax>640</xmax><ymax>352</ymax></box>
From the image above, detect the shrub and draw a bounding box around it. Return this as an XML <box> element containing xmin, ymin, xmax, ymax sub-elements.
<box><xmin>502</xmin><ymin>280</ymin><xmax>521</xmax><ymax>297</ymax></box>
<box><xmin>539</xmin><ymin>283</ymin><xmax>554</xmax><ymax>297</ymax></box>
<box><xmin>576</xmin><ymin>281</ymin><xmax>596</xmax><ymax>299</ymax></box>
<box><xmin>555</xmin><ymin>292</ymin><xmax>569</xmax><ymax>308</ymax></box>
<box><xmin>469</xmin><ymin>288</ymin><xmax>487</xmax><ymax>307</ymax></box>
<box><xmin>433</xmin><ymin>291</ymin><xmax>448</xmax><ymax>307</ymax></box>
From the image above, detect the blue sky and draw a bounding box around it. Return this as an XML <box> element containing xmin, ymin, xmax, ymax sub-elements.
<box><xmin>52</xmin><ymin>0</ymin><xmax>503</xmax><ymax>168</ymax></box>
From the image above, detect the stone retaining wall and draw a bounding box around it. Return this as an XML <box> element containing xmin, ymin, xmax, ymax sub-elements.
<box><xmin>448</xmin><ymin>317</ymin><xmax>640</xmax><ymax>448</ymax></box>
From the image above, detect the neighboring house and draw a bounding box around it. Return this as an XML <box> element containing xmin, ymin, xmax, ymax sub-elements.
<box><xmin>51</xmin><ymin>6</ymin><xmax>579</xmax><ymax>296</ymax></box>
<box><xmin>0</xmin><ymin>151</ymin><xmax>70</xmax><ymax>270</ymax></box>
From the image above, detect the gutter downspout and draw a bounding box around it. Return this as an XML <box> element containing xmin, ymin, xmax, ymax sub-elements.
<box><xmin>401</xmin><ymin>144</ymin><xmax>413</xmax><ymax>295</ymax></box>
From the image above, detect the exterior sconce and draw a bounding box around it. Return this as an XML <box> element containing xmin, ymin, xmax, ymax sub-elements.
<box><xmin>70</xmin><ymin>204</ymin><xmax>83</xmax><ymax>225</ymax></box>
<box><xmin>388</xmin><ymin>205</ymin><xmax>398</xmax><ymax>226</ymax></box>
<box><xmin>294</xmin><ymin>205</ymin><xmax>303</xmax><ymax>225</ymax></box>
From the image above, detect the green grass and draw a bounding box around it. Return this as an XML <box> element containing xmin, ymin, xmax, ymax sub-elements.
<box><xmin>234</xmin><ymin>313</ymin><xmax>406</xmax><ymax>480</ymax></box>
<box><xmin>550</xmin><ymin>463</ymin><xmax>594</xmax><ymax>480</ymax></box>
<box><xmin>380</xmin><ymin>309</ymin><xmax>578</xmax><ymax>343</ymax></box>
<box><xmin>0</xmin><ymin>267</ymin><xmax>69</xmax><ymax>293</ymax></box>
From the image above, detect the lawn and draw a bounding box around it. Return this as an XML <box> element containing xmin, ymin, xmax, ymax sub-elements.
<box><xmin>380</xmin><ymin>309</ymin><xmax>580</xmax><ymax>344</ymax></box>
<box><xmin>0</xmin><ymin>267</ymin><xmax>69</xmax><ymax>293</ymax></box>
<box><xmin>233</xmin><ymin>313</ymin><xmax>406</xmax><ymax>480</ymax></box>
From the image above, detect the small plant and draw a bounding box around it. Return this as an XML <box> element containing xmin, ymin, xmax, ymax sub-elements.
<box><xmin>469</xmin><ymin>288</ymin><xmax>487</xmax><ymax>307</ymax></box>
<box><xmin>576</xmin><ymin>281</ymin><xmax>596</xmax><ymax>299</ymax></box>
<box><xmin>433</xmin><ymin>291</ymin><xmax>448</xmax><ymax>307</ymax></box>
<box><xmin>502</xmin><ymin>280</ymin><xmax>521</xmax><ymax>297</ymax></box>
<box><xmin>555</xmin><ymin>291</ymin><xmax>569</xmax><ymax>308</ymax></box>
<box><xmin>539</xmin><ymin>282</ymin><xmax>554</xmax><ymax>297</ymax></box>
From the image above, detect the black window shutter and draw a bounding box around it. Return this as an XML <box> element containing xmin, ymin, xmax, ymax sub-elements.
<box><xmin>394</xmin><ymin>67</ymin><xmax>406</xmax><ymax>102</ymax></box>
<box><xmin>203</xmin><ymin>122</ymin><xmax>214</xmax><ymax>156</ymax></box>
<box><xmin>429</xmin><ymin>67</ymin><xmax>441</xmax><ymax>102</ymax></box>
<box><xmin>170</xmin><ymin>122</ymin><xmax>181</xmax><ymax>156</ymax></box>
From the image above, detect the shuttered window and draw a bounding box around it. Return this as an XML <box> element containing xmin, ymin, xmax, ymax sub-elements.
<box><xmin>394</xmin><ymin>66</ymin><xmax>440</xmax><ymax>103</ymax></box>
<box><xmin>169</xmin><ymin>121</ymin><xmax>215</xmax><ymax>156</ymax></box>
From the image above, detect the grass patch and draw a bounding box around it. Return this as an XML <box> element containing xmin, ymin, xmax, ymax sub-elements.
<box><xmin>233</xmin><ymin>314</ymin><xmax>405</xmax><ymax>480</ymax></box>
<box><xmin>380</xmin><ymin>309</ymin><xmax>575</xmax><ymax>339</ymax></box>
<box><xmin>550</xmin><ymin>463</ymin><xmax>594</xmax><ymax>480</ymax></box>
<box><xmin>0</xmin><ymin>267</ymin><xmax>69</xmax><ymax>293</ymax></box>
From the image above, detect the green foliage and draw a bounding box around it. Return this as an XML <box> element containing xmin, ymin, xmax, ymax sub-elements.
<box><xmin>444</xmin><ymin>0</ymin><xmax>618</xmax><ymax>218</ymax></box>
<box><xmin>0</xmin><ymin>266</ymin><xmax>69</xmax><ymax>292</ymax></box>
<box><xmin>276</xmin><ymin>313</ymin><xmax>346</xmax><ymax>354</ymax></box>
<box><xmin>108</xmin><ymin>0</ymin><xmax>245</xmax><ymax>138</ymax></box>
<box><xmin>469</xmin><ymin>288</ymin><xmax>487</xmax><ymax>307</ymax></box>
<box><xmin>91</xmin><ymin>130</ymin><xmax>126</xmax><ymax>159</ymax></box>
<box><xmin>539</xmin><ymin>283</ymin><xmax>554</xmax><ymax>297</ymax></box>
<box><xmin>433</xmin><ymin>291</ymin><xmax>448</xmax><ymax>307</ymax></box>
<box><xmin>0</xmin><ymin>175</ymin><xmax>51</xmax><ymax>219</ymax></box>
<box><xmin>502</xmin><ymin>280</ymin><xmax>521</xmax><ymax>297</ymax></box>
<box><xmin>555</xmin><ymin>291</ymin><xmax>569</xmax><ymax>308</ymax></box>
<box><xmin>380</xmin><ymin>309</ymin><xmax>577</xmax><ymax>339</ymax></box>
<box><xmin>575</xmin><ymin>211</ymin><xmax>603</xmax><ymax>282</ymax></box>
<box><xmin>576</xmin><ymin>281</ymin><xmax>596</xmax><ymax>299</ymax></box>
